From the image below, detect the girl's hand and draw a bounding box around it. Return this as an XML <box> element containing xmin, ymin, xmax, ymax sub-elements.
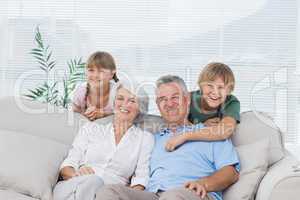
<box><xmin>93</xmin><ymin>109</ymin><xmax>106</xmax><ymax>119</ymax></box>
<box><xmin>165</xmin><ymin>134</ymin><xmax>187</xmax><ymax>152</ymax></box>
<box><xmin>84</xmin><ymin>107</ymin><xmax>106</xmax><ymax>121</ymax></box>
<box><xmin>84</xmin><ymin>106</ymin><xmax>96</xmax><ymax>117</ymax></box>
<box><xmin>76</xmin><ymin>166</ymin><xmax>95</xmax><ymax>176</ymax></box>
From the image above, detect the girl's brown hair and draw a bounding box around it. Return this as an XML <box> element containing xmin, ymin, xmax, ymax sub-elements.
<box><xmin>86</xmin><ymin>51</ymin><xmax>118</xmax><ymax>82</ymax></box>
<box><xmin>85</xmin><ymin>51</ymin><xmax>118</xmax><ymax>108</ymax></box>
<box><xmin>198</xmin><ymin>62</ymin><xmax>235</xmax><ymax>92</ymax></box>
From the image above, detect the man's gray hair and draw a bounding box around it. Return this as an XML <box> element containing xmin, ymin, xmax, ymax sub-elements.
<box><xmin>156</xmin><ymin>75</ymin><xmax>189</xmax><ymax>94</ymax></box>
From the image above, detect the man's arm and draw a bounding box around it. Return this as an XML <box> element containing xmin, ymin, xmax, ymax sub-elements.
<box><xmin>198</xmin><ymin>165</ymin><xmax>239</xmax><ymax>191</ymax></box>
<box><xmin>185</xmin><ymin>165</ymin><xmax>239</xmax><ymax>195</ymax></box>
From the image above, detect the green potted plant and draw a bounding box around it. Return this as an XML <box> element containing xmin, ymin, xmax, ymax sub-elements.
<box><xmin>24</xmin><ymin>26</ymin><xmax>85</xmax><ymax>108</ymax></box>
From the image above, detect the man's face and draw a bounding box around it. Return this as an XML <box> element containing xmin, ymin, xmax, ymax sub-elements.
<box><xmin>200</xmin><ymin>76</ymin><xmax>230</xmax><ymax>110</ymax></box>
<box><xmin>156</xmin><ymin>82</ymin><xmax>190</xmax><ymax>125</ymax></box>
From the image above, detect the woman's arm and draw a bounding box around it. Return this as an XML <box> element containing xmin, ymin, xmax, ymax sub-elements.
<box><xmin>59</xmin><ymin>123</ymin><xmax>90</xmax><ymax>179</ymax></box>
<box><xmin>130</xmin><ymin>132</ymin><xmax>155</xmax><ymax>190</ymax></box>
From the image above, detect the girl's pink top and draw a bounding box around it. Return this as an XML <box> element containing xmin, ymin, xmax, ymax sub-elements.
<box><xmin>72</xmin><ymin>81</ymin><xmax>119</xmax><ymax>113</ymax></box>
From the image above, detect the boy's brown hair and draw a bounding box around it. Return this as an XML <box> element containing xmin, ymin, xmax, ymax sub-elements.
<box><xmin>198</xmin><ymin>62</ymin><xmax>235</xmax><ymax>92</ymax></box>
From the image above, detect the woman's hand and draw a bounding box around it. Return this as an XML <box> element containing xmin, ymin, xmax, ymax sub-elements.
<box><xmin>165</xmin><ymin>134</ymin><xmax>187</xmax><ymax>152</ymax></box>
<box><xmin>76</xmin><ymin>166</ymin><xmax>95</xmax><ymax>176</ymax></box>
<box><xmin>60</xmin><ymin>166</ymin><xmax>77</xmax><ymax>180</ymax></box>
<box><xmin>184</xmin><ymin>180</ymin><xmax>207</xmax><ymax>199</ymax></box>
<box><xmin>130</xmin><ymin>185</ymin><xmax>145</xmax><ymax>191</ymax></box>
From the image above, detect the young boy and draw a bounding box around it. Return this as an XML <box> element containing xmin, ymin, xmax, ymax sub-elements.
<box><xmin>165</xmin><ymin>62</ymin><xmax>240</xmax><ymax>151</ymax></box>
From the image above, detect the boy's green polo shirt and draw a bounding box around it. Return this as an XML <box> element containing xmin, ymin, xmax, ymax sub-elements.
<box><xmin>188</xmin><ymin>90</ymin><xmax>240</xmax><ymax>124</ymax></box>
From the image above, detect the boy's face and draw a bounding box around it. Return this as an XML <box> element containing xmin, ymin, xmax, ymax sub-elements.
<box><xmin>200</xmin><ymin>76</ymin><xmax>231</xmax><ymax>110</ymax></box>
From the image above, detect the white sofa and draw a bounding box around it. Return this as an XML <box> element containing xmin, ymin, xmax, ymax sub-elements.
<box><xmin>0</xmin><ymin>96</ymin><xmax>300</xmax><ymax>200</ymax></box>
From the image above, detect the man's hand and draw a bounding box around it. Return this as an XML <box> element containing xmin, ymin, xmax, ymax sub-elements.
<box><xmin>184</xmin><ymin>180</ymin><xmax>207</xmax><ymax>199</ymax></box>
<box><xmin>76</xmin><ymin>166</ymin><xmax>95</xmax><ymax>176</ymax></box>
<box><xmin>165</xmin><ymin>134</ymin><xmax>187</xmax><ymax>152</ymax></box>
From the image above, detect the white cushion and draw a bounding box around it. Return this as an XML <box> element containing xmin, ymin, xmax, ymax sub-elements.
<box><xmin>223</xmin><ymin>139</ymin><xmax>269</xmax><ymax>200</ymax></box>
<box><xmin>232</xmin><ymin>111</ymin><xmax>284</xmax><ymax>166</ymax></box>
<box><xmin>0</xmin><ymin>130</ymin><xmax>69</xmax><ymax>200</ymax></box>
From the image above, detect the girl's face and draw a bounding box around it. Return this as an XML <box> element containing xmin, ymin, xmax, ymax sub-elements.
<box><xmin>114</xmin><ymin>87</ymin><xmax>140</xmax><ymax>123</ymax></box>
<box><xmin>86</xmin><ymin>66</ymin><xmax>115</xmax><ymax>86</ymax></box>
<box><xmin>200</xmin><ymin>76</ymin><xmax>231</xmax><ymax>110</ymax></box>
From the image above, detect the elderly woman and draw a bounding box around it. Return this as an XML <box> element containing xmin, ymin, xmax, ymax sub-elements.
<box><xmin>53</xmin><ymin>81</ymin><xmax>154</xmax><ymax>200</ymax></box>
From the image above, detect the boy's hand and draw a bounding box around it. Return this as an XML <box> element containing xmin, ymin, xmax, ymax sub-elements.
<box><xmin>184</xmin><ymin>180</ymin><xmax>207</xmax><ymax>199</ymax></box>
<box><xmin>203</xmin><ymin>117</ymin><xmax>220</xmax><ymax>127</ymax></box>
<box><xmin>165</xmin><ymin>134</ymin><xmax>187</xmax><ymax>152</ymax></box>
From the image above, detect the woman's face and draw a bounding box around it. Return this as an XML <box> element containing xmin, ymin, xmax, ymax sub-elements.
<box><xmin>114</xmin><ymin>87</ymin><xmax>140</xmax><ymax>123</ymax></box>
<box><xmin>86</xmin><ymin>66</ymin><xmax>115</xmax><ymax>86</ymax></box>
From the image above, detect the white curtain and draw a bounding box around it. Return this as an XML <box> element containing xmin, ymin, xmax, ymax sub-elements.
<box><xmin>0</xmin><ymin>0</ymin><xmax>299</xmax><ymax>145</ymax></box>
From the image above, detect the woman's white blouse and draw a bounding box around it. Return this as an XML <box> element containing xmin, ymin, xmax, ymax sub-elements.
<box><xmin>60</xmin><ymin>121</ymin><xmax>155</xmax><ymax>187</ymax></box>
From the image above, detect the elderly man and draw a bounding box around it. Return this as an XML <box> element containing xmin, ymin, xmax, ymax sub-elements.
<box><xmin>96</xmin><ymin>75</ymin><xmax>240</xmax><ymax>200</ymax></box>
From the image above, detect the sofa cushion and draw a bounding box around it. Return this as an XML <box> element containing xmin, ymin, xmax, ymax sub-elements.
<box><xmin>223</xmin><ymin>139</ymin><xmax>269</xmax><ymax>200</ymax></box>
<box><xmin>232</xmin><ymin>111</ymin><xmax>284</xmax><ymax>166</ymax></box>
<box><xmin>0</xmin><ymin>96</ymin><xmax>83</xmax><ymax>145</ymax></box>
<box><xmin>0</xmin><ymin>190</ymin><xmax>38</xmax><ymax>200</ymax></box>
<box><xmin>0</xmin><ymin>130</ymin><xmax>69</xmax><ymax>200</ymax></box>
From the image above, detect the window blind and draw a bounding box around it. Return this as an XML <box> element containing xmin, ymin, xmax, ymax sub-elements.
<box><xmin>0</xmin><ymin>0</ymin><xmax>298</xmax><ymax>144</ymax></box>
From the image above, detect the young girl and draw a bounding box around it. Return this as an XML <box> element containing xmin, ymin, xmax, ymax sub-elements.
<box><xmin>165</xmin><ymin>62</ymin><xmax>240</xmax><ymax>151</ymax></box>
<box><xmin>72</xmin><ymin>51</ymin><xmax>119</xmax><ymax>121</ymax></box>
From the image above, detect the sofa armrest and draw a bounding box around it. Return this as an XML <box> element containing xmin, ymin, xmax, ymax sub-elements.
<box><xmin>255</xmin><ymin>152</ymin><xmax>300</xmax><ymax>200</ymax></box>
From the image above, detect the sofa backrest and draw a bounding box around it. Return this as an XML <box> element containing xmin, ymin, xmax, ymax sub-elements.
<box><xmin>0</xmin><ymin>96</ymin><xmax>84</xmax><ymax>145</ymax></box>
<box><xmin>232</xmin><ymin>111</ymin><xmax>285</xmax><ymax>166</ymax></box>
<box><xmin>97</xmin><ymin>110</ymin><xmax>285</xmax><ymax>166</ymax></box>
<box><xmin>0</xmin><ymin>97</ymin><xmax>284</xmax><ymax>166</ymax></box>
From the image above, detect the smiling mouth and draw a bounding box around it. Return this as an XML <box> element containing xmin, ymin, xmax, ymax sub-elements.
<box><xmin>208</xmin><ymin>96</ymin><xmax>220</xmax><ymax>101</ymax></box>
<box><xmin>120</xmin><ymin>107</ymin><xmax>129</xmax><ymax>113</ymax></box>
<box><xmin>166</xmin><ymin>109</ymin><xmax>178</xmax><ymax>115</ymax></box>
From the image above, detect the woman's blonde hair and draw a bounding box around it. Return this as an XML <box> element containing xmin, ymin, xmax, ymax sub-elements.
<box><xmin>198</xmin><ymin>62</ymin><xmax>235</xmax><ymax>92</ymax></box>
<box><xmin>86</xmin><ymin>51</ymin><xmax>118</xmax><ymax>82</ymax></box>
